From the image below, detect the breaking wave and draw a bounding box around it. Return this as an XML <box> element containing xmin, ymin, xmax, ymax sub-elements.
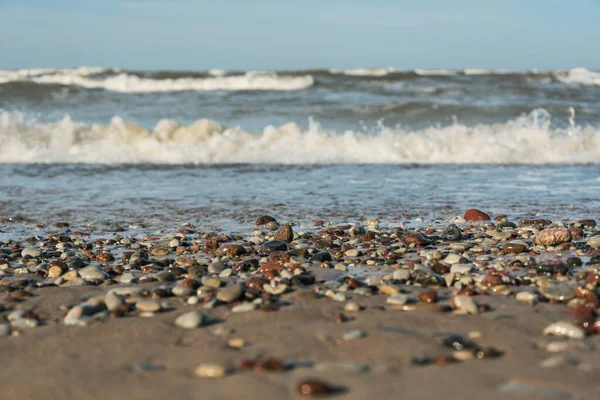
<box><xmin>557</xmin><ymin>68</ymin><xmax>600</xmax><ymax>86</ymax></box>
<box><xmin>0</xmin><ymin>68</ymin><xmax>314</xmax><ymax>92</ymax></box>
<box><xmin>1</xmin><ymin>109</ymin><xmax>598</xmax><ymax>164</ymax></box>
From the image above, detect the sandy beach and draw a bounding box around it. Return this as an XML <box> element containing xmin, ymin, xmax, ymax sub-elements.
<box><xmin>1</xmin><ymin>211</ymin><xmax>599</xmax><ymax>399</ymax></box>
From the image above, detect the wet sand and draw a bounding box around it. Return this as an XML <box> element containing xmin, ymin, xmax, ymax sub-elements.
<box><xmin>1</xmin><ymin>211</ymin><xmax>599</xmax><ymax>399</ymax></box>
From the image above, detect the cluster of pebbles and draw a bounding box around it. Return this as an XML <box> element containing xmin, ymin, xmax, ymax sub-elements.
<box><xmin>1</xmin><ymin>209</ymin><xmax>600</xmax><ymax>396</ymax></box>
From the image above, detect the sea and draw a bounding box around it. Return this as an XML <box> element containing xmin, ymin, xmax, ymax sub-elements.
<box><xmin>0</xmin><ymin>66</ymin><xmax>599</xmax><ymax>237</ymax></box>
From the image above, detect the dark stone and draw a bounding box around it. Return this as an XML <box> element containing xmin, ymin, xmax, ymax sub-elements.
<box><xmin>537</xmin><ymin>260</ymin><xmax>569</xmax><ymax>275</ymax></box>
<box><xmin>496</xmin><ymin>221</ymin><xmax>517</xmax><ymax>231</ymax></box>
<box><xmin>441</xmin><ymin>224</ymin><xmax>462</xmax><ymax>241</ymax></box>
<box><xmin>589</xmin><ymin>255</ymin><xmax>600</xmax><ymax>265</ymax></box>
<box><xmin>261</xmin><ymin>241</ymin><xmax>288</xmax><ymax>254</ymax></box>
<box><xmin>254</xmin><ymin>215</ymin><xmax>277</xmax><ymax>226</ymax></box>
<box><xmin>566</xmin><ymin>257</ymin><xmax>582</xmax><ymax>267</ymax></box>
<box><xmin>310</xmin><ymin>252</ymin><xmax>332</xmax><ymax>262</ymax></box>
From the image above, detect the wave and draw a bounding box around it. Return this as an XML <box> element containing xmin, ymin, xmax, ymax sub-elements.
<box><xmin>414</xmin><ymin>69</ymin><xmax>458</xmax><ymax>76</ymax></box>
<box><xmin>556</xmin><ymin>68</ymin><xmax>600</xmax><ymax>86</ymax></box>
<box><xmin>329</xmin><ymin>67</ymin><xmax>397</xmax><ymax>76</ymax></box>
<box><xmin>0</xmin><ymin>68</ymin><xmax>314</xmax><ymax>92</ymax></box>
<box><xmin>1</xmin><ymin>109</ymin><xmax>598</xmax><ymax>164</ymax></box>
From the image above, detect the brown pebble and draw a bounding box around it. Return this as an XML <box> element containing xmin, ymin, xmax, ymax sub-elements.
<box><xmin>255</xmin><ymin>215</ymin><xmax>277</xmax><ymax>227</ymax></box>
<box><xmin>273</xmin><ymin>224</ymin><xmax>294</xmax><ymax>243</ymax></box>
<box><xmin>418</xmin><ymin>290</ymin><xmax>438</xmax><ymax>303</ymax></box>
<box><xmin>296</xmin><ymin>379</ymin><xmax>337</xmax><ymax>397</ymax></box>
<box><xmin>255</xmin><ymin>358</ymin><xmax>286</xmax><ymax>372</ymax></box>
<box><xmin>464</xmin><ymin>209</ymin><xmax>491</xmax><ymax>222</ymax></box>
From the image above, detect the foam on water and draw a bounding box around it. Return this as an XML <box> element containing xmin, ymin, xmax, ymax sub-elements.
<box><xmin>557</xmin><ymin>68</ymin><xmax>600</xmax><ymax>86</ymax></box>
<box><xmin>1</xmin><ymin>109</ymin><xmax>598</xmax><ymax>165</ymax></box>
<box><xmin>0</xmin><ymin>68</ymin><xmax>314</xmax><ymax>92</ymax></box>
<box><xmin>414</xmin><ymin>69</ymin><xmax>458</xmax><ymax>76</ymax></box>
<box><xmin>329</xmin><ymin>67</ymin><xmax>397</xmax><ymax>76</ymax></box>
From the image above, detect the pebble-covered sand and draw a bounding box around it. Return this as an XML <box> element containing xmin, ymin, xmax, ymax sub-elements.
<box><xmin>1</xmin><ymin>209</ymin><xmax>600</xmax><ymax>399</ymax></box>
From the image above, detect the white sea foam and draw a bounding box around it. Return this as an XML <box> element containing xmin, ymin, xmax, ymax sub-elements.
<box><xmin>0</xmin><ymin>68</ymin><xmax>314</xmax><ymax>92</ymax></box>
<box><xmin>1</xmin><ymin>109</ymin><xmax>598</xmax><ymax>165</ymax></box>
<box><xmin>414</xmin><ymin>69</ymin><xmax>458</xmax><ymax>76</ymax></box>
<box><xmin>329</xmin><ymin>67</ymin><xmax>397</xmax><ymax>76</ymax></box>
<box><xmin>462</xmin><ymin>69</ymin><xmax>516</xmax><ymax>75</ymax></box>
<box><xmin>0</xmin><ymin>66</ymin><xmax>110</xmax><ymax>84</ymax></box>
<box><xmin>557</xmin><ymin>68</ymin><xmax>600</xmax><ymax>86</ymax></box>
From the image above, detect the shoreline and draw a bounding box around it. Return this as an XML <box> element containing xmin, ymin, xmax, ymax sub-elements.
<box><xmin>1</xmin><ymin>211</ymin><xmax>599</xmax><ymax>399</ymax></box>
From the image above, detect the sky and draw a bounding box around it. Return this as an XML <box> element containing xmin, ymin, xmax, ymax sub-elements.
<box><xmin>0</xmin><ymin>0</ymin><xmax>599</xmax><ymax>71</ymax></box>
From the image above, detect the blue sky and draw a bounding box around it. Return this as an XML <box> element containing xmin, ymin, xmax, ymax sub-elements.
<box><xmin>1</xmin><ymin>0</ymin><xmax>599</xmax><ymax>71</ymax></box>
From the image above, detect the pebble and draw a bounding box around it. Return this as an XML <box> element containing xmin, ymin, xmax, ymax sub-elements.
<box><xmin>273</xmin><ymin>223</ymin><xmax>294</xmax><ymax>243</ymax></box>
<box><xmin>535</xmin><ymin>228</ymin><xmax>572</xmax><ymax>246</ymax></box>
<box><xmin>543</xmin><ymin>321</ymin><xmax>585</xmax><ymax>339</ymax></box>
<box><xmin>136</xmin><ymin>300</ymin><xmax>161</xmax><ymax>313</ymax></box>
<box><xmin>261</xmin><ymin>241</ymin><xmax>288</xmax><ymax>254</ymax></box>
<box><xmin>21</xmin><ymin>247</ymin><xmax>41</xmax><ymax>258</ymax></box>
<box><xmin>104</xmin><ymin>291</ymin><xmax>125</xmax><ymax>311</ymax></box>
<box><xmin>208</xmin><ymin>261</ymin><xmax>226</xmax><ymax>274</ymax></box>
<box><xmin>217</xmin><ymin>283</ymin><xmax>245</xmax><ymax>303</ymax></box>
<box><xmin>175</xmin><ymin>310</ymin><xmax>207</xmax><ymax>329</ymax></box>
<box><xmin>503</xmin><ymin>242</ymin><xmax>527</xmax><ymax>254</ymax></box>
<box><xmin>452</xmin><ymin>295</ymin><xmax>479</xmax><ymax>314</ymax></box>
<box><xmin>202</xmin><ymin>276</ymin><xmax>222</xmax><ymax>288</ymax></box>
<box><xmin>450</xmin><ymin>264</ymin><xmax>473</xmax><ymax>274</ymax></box>
<box><xmin>386</xmin><ymin>293</ymin><xmax>408</xmax><ymax>305</ymax></box>
<box><xmin>344</xmin><ymin>249</ymin><xmax>360</xmax><ymax>257</ymax></box>
<box><xmin>342</xmin><ymin>330</ymin><xmax>366</xmax><ymax>341</ymax></box>
<box><xmin>464</xmin><ymin>209</ymin><xmax>490</xmax><ymax>222</ymax></box>
<box><xmin>296</xmin><ymin>379</ymin><xmax>337</xmax><ymax>397</ymax></box>
<box><xmin>515</xmin><ymin>291</ymin><xmax>538</xmax><ymax>305</ymax></box>
<box><xmin>172</xmin><ymin>285</ymin><xmax>194</xmax><ymax>297</ymax></box>
<box><xmin>441</xmin><ymin>224</ymin><xmax>462</xmax><ymax>241</ymax></box>
<box><xmin>194</xmin><ymin>363</ymin><xmax>229</xmax><ymax>378</ymax></box>
<box><xmin>539</xmin><ymin>285</ymin><xmax>575</xmax><ymax>302</ymax></box>
<box><xmin>344</xmin><ymin>302</ymin><xmax>362</xmax><ymax>312</ymax></box>
<box><xmin>231</xmin><ymin>303</ymin><xmax>257</xmax><ymax>313</ymax></box>
<box><xmin>588</xmin><ymin>236</ymin><xmax>600</xmax><ymax>248</ymax></box>
<box><xmin>392</xmin><ymin>269</ymin><xmax>411</xmax><ymax>281</ymax></box>
<box><xmin>263</xmin><ymin>283</ymin><xmax>287</xmax><ymax>295</ymax></box>
<box><xmin>78</xmin><ymin>265</ymin><xmax>109</xmax><ymax>281</ymax></box>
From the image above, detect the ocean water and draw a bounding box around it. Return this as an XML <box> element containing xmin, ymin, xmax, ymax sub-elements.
<box><xmin>0</xmin><ymin>67</ymin><xmax>599</xmax><ymax>235</ymax></box>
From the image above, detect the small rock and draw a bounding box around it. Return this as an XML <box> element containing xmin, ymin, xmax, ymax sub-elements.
<box><xmin>386</xmin><ymin>293</ymin><xmax>407</xmax><ymax>305</ymax></box>
<box><xmin>464</xmin><ymin>209</ymin><xmax>491</xmax><ymax>222</ymax></box>
<box><xmin>452</xmin><ymin>295</ymin><xmax>479</xmax><ymax>314</ymax></box>
<box><xmin>503</xmin><ymin>242</ymin><xmax>527</xmax><ymax>254</ymax></box>
<box><xmin>261</xmin><ymin>241</ymin><xmax>288</xmax><ymax>254</ymax></box>
<box><xmin>441</xmin><ymin>224</ymin><xmax>462</xmax><ymax>241</ymax></box>
<box><xmin>78</xmin><ymin>265</ymin><xmax>109</xmax><ymax>281</ymax></box>
<box><xmin>588</xmin><ymin>236</ymin><xmax>600</xmax><ymax>249</ymax></box>
<box><xmin>194</xmin><ymin>363</ymin><xmax>229</xmax><ymax>378</ymax></box>
<box><xmin>255</xmin><ymin>215</ymin><xmax>277</xmax><ymax>227</ymax></box>
<box><xmin>136</xmin><ymin>300</ymin><xmax>161</xmax><ymax>313</ymax></box>
<box><xmin>104</xmin><ymin>291</ymin><xmax>125</xmax><ymax>311</ymax></box>
<box><xmin>175</xmin><ymin>310</ymin><xmax>207</xmax><ymax>329</ymax></box>
<box><xmin>341</xmin><ymin>330</ymin><xmax>366</xmax><ymax>341</ymax></box>
<box><xmin>274</xmin><ymin>224</ymin><xmax>294</xmax><ymax>243</ymax></box>
<box><xmin>543</xmin><ymin>321</ymin><xmax>585</xmax><ymax>339</ymax></box>
<box><xmin>217</xmin><ymin>284</ymin><xmax>245</xmax><ymax>303</ymax></box>
<box><xmin>535</xmin><ymin>228</ymin><xmax>572</xmax><ymax>246</ymax></box>
<box><xmin>296</xmin><ymin>379</ymin><xmax>338</xmax><ymax>397</ymax></box>
<box><xmin>21</xmin><ymin>247</ymin><xmax>42</xmax><ymax>258</ymax></box>
<box><xmin>232</xmin><ymin>303</ymin><xmax>257</xmax><ymax>313</ymax></box>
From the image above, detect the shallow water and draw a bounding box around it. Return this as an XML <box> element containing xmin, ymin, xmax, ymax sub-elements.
<box><xmin>0</xmin><ymin>67</ymin><xmax>599</xmax><ymax>237</ymax></box>
<box><xmin>1</xmin><ymin>164</ymin><xmax>598</xmax><ymax>239</ymax></box>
